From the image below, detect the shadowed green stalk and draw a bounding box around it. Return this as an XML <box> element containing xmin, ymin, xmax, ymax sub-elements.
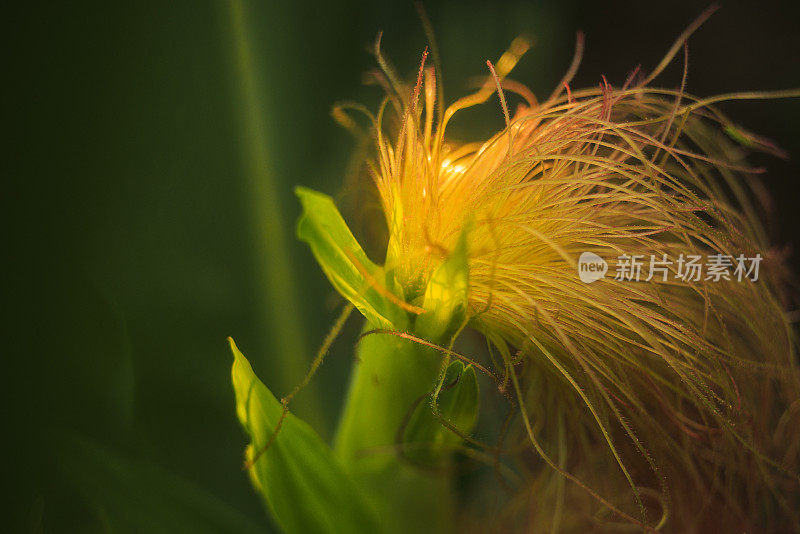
<box><xmin>224</xmin><ymin>0</ymin><xmax>320</xmax><ymax>425</ymax></box>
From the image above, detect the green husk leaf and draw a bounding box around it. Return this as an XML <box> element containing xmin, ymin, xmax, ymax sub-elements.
<box><xmin>295</xmin><ymin>187</ymin><xmax>407</xmax><ymax>330</ymax></box>
<box><xmin>402</xmin><ymin>360</ymin><xmax>479</xmax><ymax>466</ymax></box>
<box><xmin>415</xmin><ymin>225</ymin><xmax>470</xmax><ymax>342</ymax></box>
<box><xmin>230</xmin><ymin>338</ymin><xmax>380</xmax><ymax>534</ymax></box>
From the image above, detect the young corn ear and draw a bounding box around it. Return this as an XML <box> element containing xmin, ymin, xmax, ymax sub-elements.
<box><xmin>231</xmin><ymin>9</ymin><xmax>800</xmax><ymax>534</ymax></box>
<box><xmin>327</xmin><ymin>11</ymin><xmax>800</xmax><ymax>533</ymax></box>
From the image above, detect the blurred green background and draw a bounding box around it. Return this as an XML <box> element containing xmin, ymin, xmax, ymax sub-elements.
<box><xmin>6</xmin><ymin>1</ymin><xmax>799</xmax><ymax>532</ymax></box>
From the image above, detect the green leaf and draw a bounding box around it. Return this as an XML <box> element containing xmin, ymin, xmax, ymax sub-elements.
<box><xmin>415</xmin><ymin>225</ymin><xmax>470</xmax><ymax>342</ymax></box>
<box><xmin>295</xmin><ymin>187</ymin><xmax>407</xmax><ymax>330</ymax></box>
<box><xmin>230</xmin><ymin>338</ymin><xmax>380</xmax><ymax>534</ymax></box>
<box><xmin>402</xmin><ymin>360</ymin><xmax>479</xmax><ymax>466</ymax></box>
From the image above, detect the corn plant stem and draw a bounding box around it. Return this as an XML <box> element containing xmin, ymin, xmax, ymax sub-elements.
<box><xmin>334</xmin><ymin>325</ymin><xmax>455</xmax><ymax>534</ymax></box>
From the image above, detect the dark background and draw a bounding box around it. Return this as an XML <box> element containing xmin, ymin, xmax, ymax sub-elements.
<box><xmin>5</xmin><ymin>1</ymin><xmax>799</xmax><ymax>532</ymax></box>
